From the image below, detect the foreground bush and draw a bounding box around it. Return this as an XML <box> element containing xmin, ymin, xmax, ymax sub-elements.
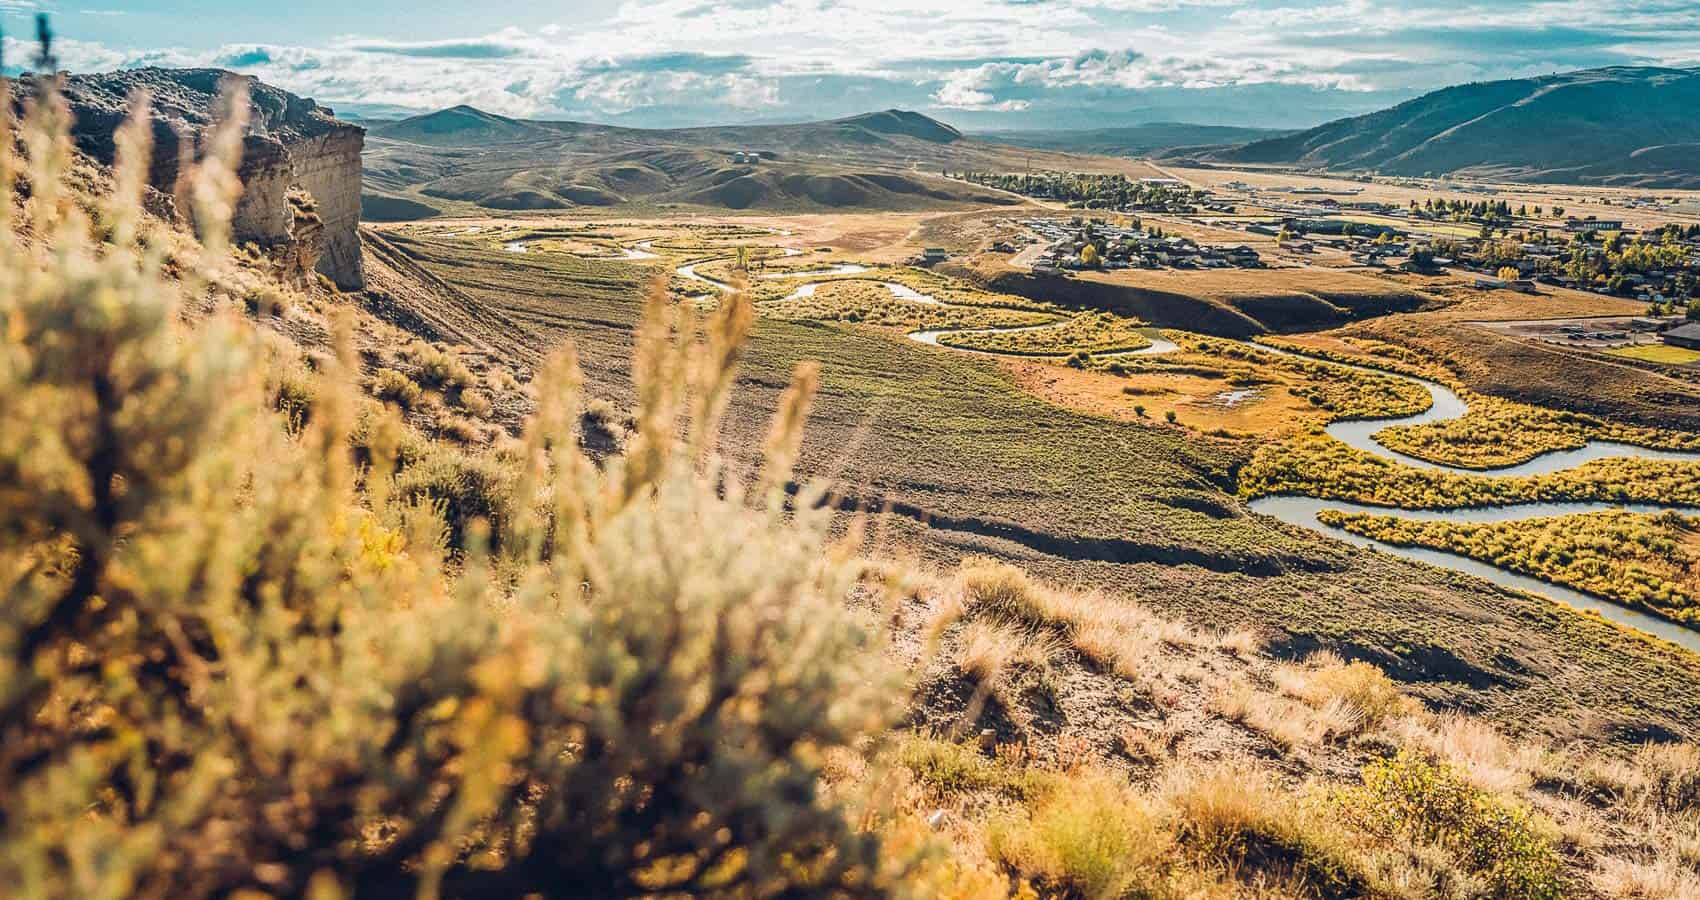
<box><xmin>0</xmin><ymin>73</ymin><xmax>902</xmax><ymax>897</ymax></box>
<box><xmin>1339</xmin><ymin>753</ymin><xmax>1565</xmax><ymax>899</ymax></box>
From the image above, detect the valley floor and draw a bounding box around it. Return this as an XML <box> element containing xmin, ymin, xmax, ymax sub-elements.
<box><xmin>370</xmin><ymin>211</ymin><xmax>1700</xmax><ymax>748</ymax></box>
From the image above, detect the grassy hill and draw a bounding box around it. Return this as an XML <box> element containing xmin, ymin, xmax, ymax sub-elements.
<box><xmin>1192</xmin><ymin>66</ymin><xmax>1700</xmax><ymax>188</ymax></box>
<box><xmin>362</xmin><ymin>106</ymin><xmax>1139</xmax><ymax>216</ymax></box>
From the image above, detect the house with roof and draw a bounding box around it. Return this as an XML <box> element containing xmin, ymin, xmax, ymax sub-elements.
<box><xmin>1662</xmin><ymin>322</ymin><xmax>1700</xmax><ymax>350</ymax></box>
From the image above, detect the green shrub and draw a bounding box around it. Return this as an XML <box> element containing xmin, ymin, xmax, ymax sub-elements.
<box><xmin>0</xmin><ymin>73</ymin><xmax>902</xmax><ymax>898</ymax></box>
<box><xmin>1338</xmin><ymin>752</ymin><xmax>1565</xmax><ymax>899</ymax></box>
<box><xmin>372</xmin><ymin>367</ymin><xmax>422</xmax><ymax>408</ymax></box>
<box><xmin>394</xmin><ymin>445</ymin><xmax>515</xmax><ymax>550</ymax></box>
<box><xmin>411</xmin><ymin>343</ymin><xmax>474</xmax><ymax>392</ymax></box>
<box><xmin>898</xmin><ymin>737</ymin><xmax>1032</xmax><ymax>798</ymax></box>
<box><xmin>988</xmin><ymin>770</ymin><xmax>1170</xmax><ymax>898</ymax></box>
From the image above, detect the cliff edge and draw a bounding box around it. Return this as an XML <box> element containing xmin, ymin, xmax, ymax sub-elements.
<box><xmin>53</xmin><ymin>67</ymin><xmax>366</xmax><ymax>288</ymax></box>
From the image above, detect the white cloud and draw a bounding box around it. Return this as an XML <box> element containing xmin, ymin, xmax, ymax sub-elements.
<box><xmin>27</xmin><ymin>1</ymin><xmax>1700</xmax><ymax>127</ymax></box>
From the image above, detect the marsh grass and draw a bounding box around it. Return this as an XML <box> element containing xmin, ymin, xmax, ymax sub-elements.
<box><xmin>1320</xmin><ymin>509</ymin><xmax>1700</xmax><ymax>626</ymax></box>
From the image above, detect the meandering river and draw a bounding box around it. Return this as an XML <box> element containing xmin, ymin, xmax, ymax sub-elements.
<box><xmin>649</xmin><ymin>241</ymin><xmax>1700</xmax><ymax>647</ymax></box>
<box><xmin>1239</xmin><ymin>342</ymin><xmax>1700</xmax><ymax>650</ymax></box>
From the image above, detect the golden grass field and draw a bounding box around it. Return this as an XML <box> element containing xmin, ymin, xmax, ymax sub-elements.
<box><xmin>1162</xmin><ymin>164</ymin><xmax>1700</xmax><ymax>231</ymax></box>
<box><xmin>1608</xmin><ymin>343</ymin><xmax>1700</xmax><ymax>365</ymax></box>
<box><xmin>1003</xmin><ymin>360</ymin><xmax>1323</xmax><ymax>435</ymax></box>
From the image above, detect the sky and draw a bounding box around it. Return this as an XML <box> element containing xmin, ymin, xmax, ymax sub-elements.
<box><xmin>6</xmin><ymin>1</ymin><xmax>1700</xmax><ymax>130</ymax></box>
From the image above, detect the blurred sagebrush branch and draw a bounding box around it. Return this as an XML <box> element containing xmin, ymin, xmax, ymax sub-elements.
<box><xmin>0</xmin><ymin>44</ymin><xmax>912</xmax><ymax>899</ymax></box>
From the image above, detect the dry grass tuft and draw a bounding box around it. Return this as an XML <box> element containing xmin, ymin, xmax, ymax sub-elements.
<box><xmin>958</xmin><ymin>620</ymin><xmax>1027</xmax><ymax>685</ymax></box>
<box><xmin>987</xmin><ymin>769</ymin><xmax>1172</xmax><ymax>899</ymax></box>
<box><xmin>1273</xmin><ymin>651</ymin><xmax>1416</xmax><ymax>736</ymax></box>
<box><xmin>1592</xmin><ymin>853</ymin><xmax>1700</xmax><ymax>899</ymax></box>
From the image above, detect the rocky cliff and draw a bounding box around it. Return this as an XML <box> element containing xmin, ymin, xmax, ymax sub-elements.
<box><xmin>51</xmin><ymin>68</ymin><xmax>365</xmax><ymax>288</ymax></box>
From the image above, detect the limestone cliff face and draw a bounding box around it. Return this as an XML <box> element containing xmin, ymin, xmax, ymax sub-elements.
<box><xmin>48</xmin><ymin>68</ymin><xmax>366</xmax><ymax>289</ymax></box>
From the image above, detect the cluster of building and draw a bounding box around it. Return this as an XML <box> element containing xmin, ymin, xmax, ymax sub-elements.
<box><xmin>1447</xmin><ymin>228</ymin><xmax>1698</xmax><ymax>303</ymax></box>
<box><xmin>1546</xmin><ymin>317</ymin><xmax>1700</xmax><ymax>355</ymax></box>
<box><xmin>1221</xmin><ymin>203</ymin><xmax>1700</xmax><ymax>306</ymax></box>
<box><xmin>1022</xmin><ymin>217</ymin><xmax>1261</xmax><ymax>277</ymax></box>
<box><xmin>1563</xmin><ymin>215</ymin><xmax>1624</xmax><ymax>232</ymax></box>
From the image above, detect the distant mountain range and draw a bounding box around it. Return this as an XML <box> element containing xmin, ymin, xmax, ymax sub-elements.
<box><xmin>1189</xmin><ymin>66</ymin><xmax>1700</xmax><ymax>188</ymax></box>
<box><xmin>972</xmin><ymin>123</ymin><xmax>1289</xmax><ymax>158</ymax></box>
<box><xmin>362</xmin><ymin>107</ymin><xmax>1124</xmax><ymax>216</ymax></box>
<box><xmin>374</xmin><ymin>105</ymin><xmax>967</xmax><ymax>150</ymax></box>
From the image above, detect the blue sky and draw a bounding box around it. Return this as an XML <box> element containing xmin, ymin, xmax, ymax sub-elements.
<box><xmin>10</xmin><ymin>1</ymin><xmax>1700</xmax><ymax>129</ymax></box>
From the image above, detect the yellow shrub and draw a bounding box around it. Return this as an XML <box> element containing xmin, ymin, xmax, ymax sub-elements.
<box><xmin>409</xmin><ymin>342</ymin><xmax>474</xmax><ymax>393</ymax></box>
<box><xmin>0</xmin><ymin>69</ymin><xmax>906</xmax><ymax>898</ymax></box>
<box><xmin>1277</xmin><ymin>651</ymin><xmax>1415</xmax><ymax>732</ymax></box>
<box><xmin>1338</xmin><ymin>752</ymin><xmax>1565</xmax><ymax>899</ymax></box>
<box><xmin>957</xmin><ymin>558</ymin><xmax>1050</xmax><ymax>626</ymax></box>
<box><xmin>988</xmin><ymin>770</ymin><xmax>1171</xmax><ymax>899</ymax></box>
<box><xmin>1164</xmin><ymin>762</ymin><xmax>1371</xmax><ymax>895</ymax></box>
<box><xmin>371</xmin><ymin>367</ymin><xmax>423</xmax><ymax>408</ymax></box>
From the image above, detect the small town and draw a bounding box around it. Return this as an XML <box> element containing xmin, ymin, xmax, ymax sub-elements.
<box><xmin>966</xmin><ymin>169</ymin><xmax>1700</xmax><ymax>320</ymax></box>
<box><xmin>1013</xmin><ymin>216</ymin><xmax>1263</xmax><ymax>275</ymax></box>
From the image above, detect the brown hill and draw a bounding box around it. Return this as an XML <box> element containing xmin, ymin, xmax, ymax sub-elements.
<box><xmin>364</xmin><ymin>106</ymin><xmax>1132</xmax><ymax>216</ymax></box>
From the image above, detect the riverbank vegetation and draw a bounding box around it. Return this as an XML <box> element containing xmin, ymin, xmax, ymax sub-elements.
<box><xmin>937</xmin><ymin>311</ymin><xmax>1152</xmax><ymax>355</ymax></box>
<box><xmin>1319</xmin><ymin>509</ymin><xmax>1700</xmax><ymax>627</ymax></box>
<box><xmin>1189</xmin><ymin>336</ymin><xmax>1433</xmax><ymax>421</ymax></box>
<box><xmin>757</xmin><ymin>279</ymin><xmax>1058</xmax><ymax>330</ymax></box>
<box><xmin>1243</xmin><ymin>434</ymin><xmax>1700</xmax><ymax>509</ymax></box>
<box><xmin>1375</xmin><ymin>390</ymin><xmax>1700</xmax><ymax>469</ymax></box>
<box><xmin>1258</xmin><ymin>336</ymin><xmax>1700</xmax><ymax>469</ymax></box>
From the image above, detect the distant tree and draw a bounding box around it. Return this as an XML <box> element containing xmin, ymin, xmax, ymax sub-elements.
<box><xmin>1497</xmin><ymin>266</ymin><xmax>1521</xmax><ymax>281</ymax></box>
<box><xmin>1080</xmin><ymin>244</ymin><xmax>1101</xmax><ymax>268</ymax></box>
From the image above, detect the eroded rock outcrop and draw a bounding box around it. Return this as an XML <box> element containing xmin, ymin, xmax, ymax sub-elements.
<box><xmin>49</xmin><ymin>67</ymin><xmax>365</xmax><ymax>289</ymax></box>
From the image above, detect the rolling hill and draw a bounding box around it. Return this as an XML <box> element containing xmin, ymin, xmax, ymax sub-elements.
<box><xmin>361</xmin><ymin>107</ymin><xmax>1138</xmax><ymax>216</ymax></box>
<box><xmin>974</xmin><ymin>122</ymin><xmax>1288</xmax><ymax>157</ymax></box>
<box><xmin>1192</xmin><ymin>66</ymin><xmax>1700</xmax><ymax>188</ymax></box>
